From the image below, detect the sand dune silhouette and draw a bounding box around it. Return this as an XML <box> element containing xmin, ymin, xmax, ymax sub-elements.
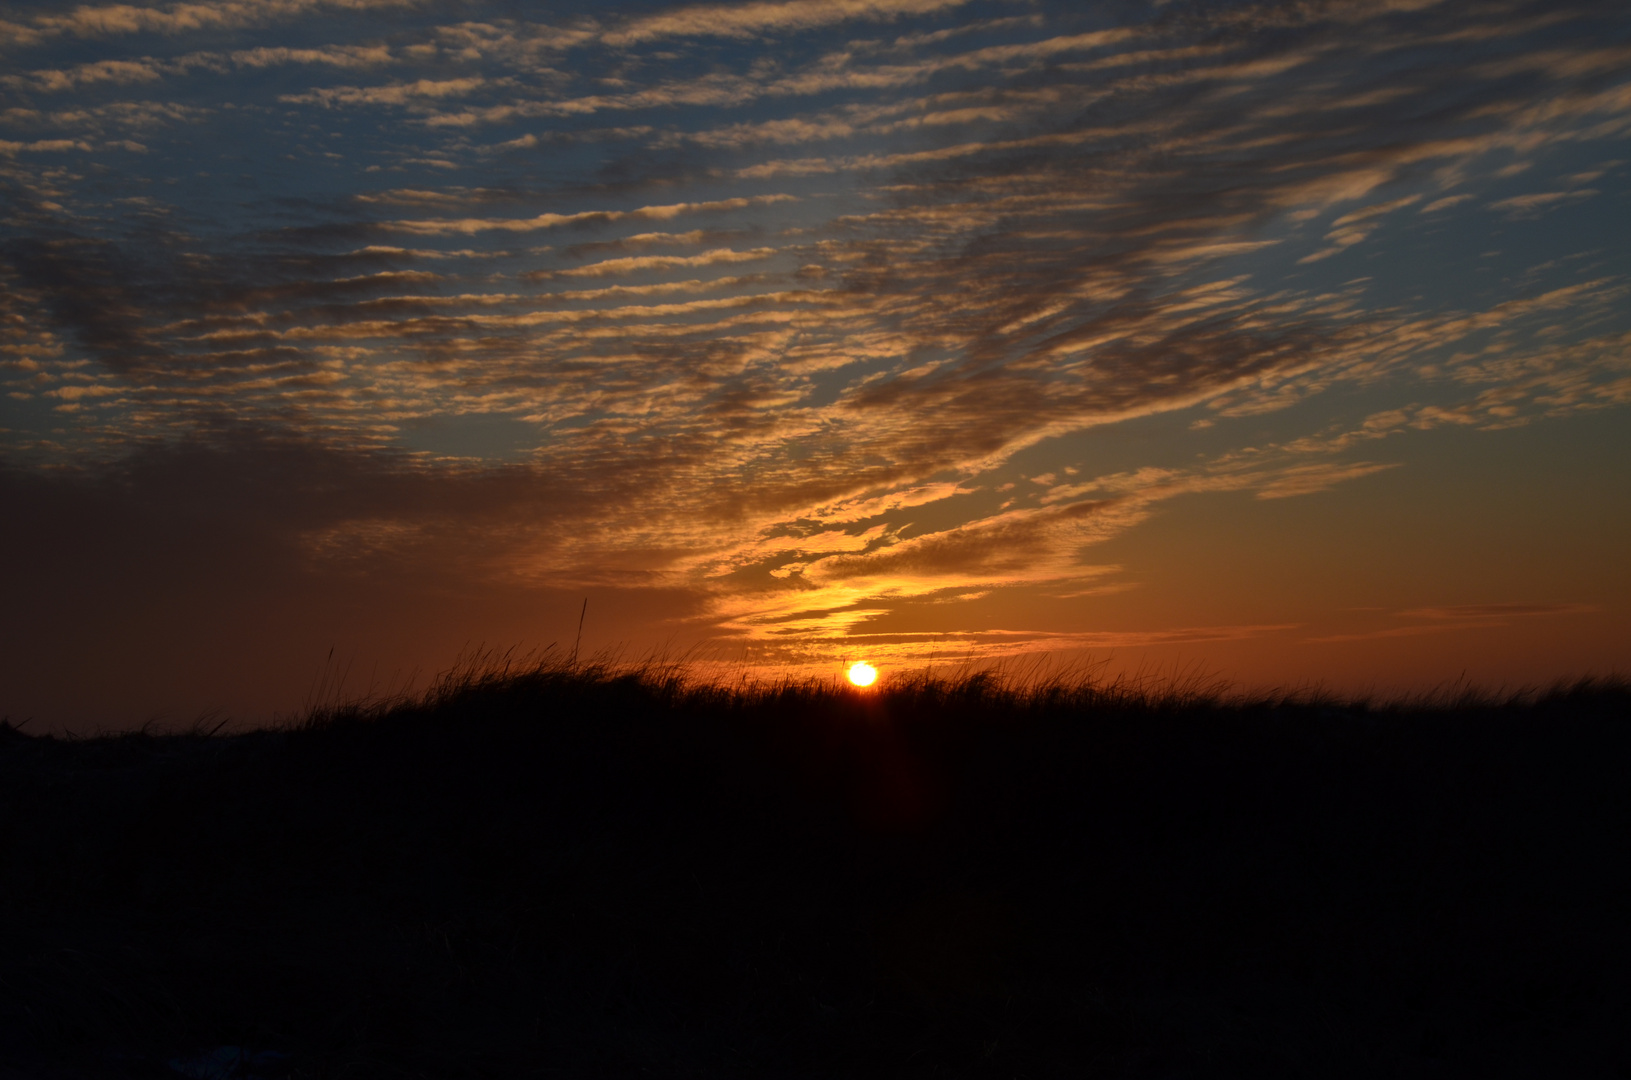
<box><xmin>1</xmin><ymin>659</ymin><xmax>1628</xmax><ymax>1077</ymax></box>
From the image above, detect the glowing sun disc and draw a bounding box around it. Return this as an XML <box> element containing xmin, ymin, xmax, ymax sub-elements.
<box><xmin>847</xmin><ymin>662</ymin><xmax>878</xmax><ymax>687</ymax></box>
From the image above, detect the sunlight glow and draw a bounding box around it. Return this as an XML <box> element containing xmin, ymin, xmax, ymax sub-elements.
<box><xmin>847</xmin><ymin>662</ymin><xmax>878</xmax><ymax>687</ymax></box>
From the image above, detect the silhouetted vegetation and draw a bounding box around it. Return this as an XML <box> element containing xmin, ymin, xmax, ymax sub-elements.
<box><xmin>2</xmin><ymin>658</ymin><xmax>1629</xmax><ymax>1078</ymax></box>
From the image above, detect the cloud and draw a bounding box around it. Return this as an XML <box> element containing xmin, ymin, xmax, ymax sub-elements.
<box><xmin>5</xmin><ymin>59</ymin><xmax>167</xmax><ymax>93</ymax></box>
<box><xmin>0</xmin><ymin>138</ymin><xmax>97</xmax><ymax>154</ymax></box>
<box><xmin>7</xmin><ymin>0</ymin><xmax>421</xmax><ymax>44</ymax></box>
<box><xmin>2</xmin><ymin>0</ymin><xmax>1628</xmax><ymax>673</ymax></box>
<box><xmin>1488</xmin><ymin>189</ymin><xmax>1600</xmax><ymax>216</ymax></box>
<box><xmin>383</xmin><ymin>26</ymin><xmax>1143</xmax><ymax>128</ymax></box>
<box><xmin>538</xmin><ymin>247</ymin><xmax>778</xmax><ymax>279</ymax></box>
<box><xmin>283</xmin><ymin>77</ymin><xmax>489</xmax><ymax>107</ymax></box>
<box><xmin>1420</xmin><ymin>193</ymin><xmax>1474</xmax><ymax>212</ymax></box>
<box><xmin>389</xmin><ymin>195</ymin><xmax>798</xmax><ymax>236</ymax></box>
<box><xmin>602</xmin><ymin>0</ymin><xmax>976</xmax><ymax>46</ymax></box>
<box><xmin>5</xmin><ymin>43</ymin><xmax>398</xmax><ymax>94</ymax></box>
<box><xmin>1252</xmin><ymin>461</ymin><xmax>1399</xmax><ymax>499</ymax></box>
<box><xmin>230</xmin><ymin>44</ymin><xmax>394</xmax><ymax>68</ymax></box>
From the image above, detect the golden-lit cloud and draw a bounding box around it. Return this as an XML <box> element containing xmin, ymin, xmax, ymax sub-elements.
<box><xmin>602</xmin><ymin>0</ymin><xmax>976</xmax><ymax>45</ymax></box>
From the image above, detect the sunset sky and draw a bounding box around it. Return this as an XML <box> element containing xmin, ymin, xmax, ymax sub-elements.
<box><xmin>3</xmin><ymin>0</ymin><xmax>1629</xmax><ymax>728</ymax></box>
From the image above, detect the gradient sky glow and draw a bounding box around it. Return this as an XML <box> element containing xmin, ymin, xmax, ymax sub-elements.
<box><xmin>3</xmin><ymin>0</ymin><xmax>1630</xmax><ymax>728</ymax></box>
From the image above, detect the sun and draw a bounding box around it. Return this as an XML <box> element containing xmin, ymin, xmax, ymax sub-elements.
<box><xmin>847</xmin><ymin>661</ymin><xmax>878</xmax><ymax>687</ymax></box>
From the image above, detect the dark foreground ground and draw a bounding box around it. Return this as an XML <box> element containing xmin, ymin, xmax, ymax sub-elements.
<box><xmin>1</xmin><ymin>664</ymin><xmax>1629</xmax><ymax>1079</ymax></box>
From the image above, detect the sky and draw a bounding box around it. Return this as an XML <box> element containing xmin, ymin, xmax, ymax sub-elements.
<box><xmin>2</xmin><ymin>0</ymin><xmax>1629</xmax><ymax>729</ymax></box>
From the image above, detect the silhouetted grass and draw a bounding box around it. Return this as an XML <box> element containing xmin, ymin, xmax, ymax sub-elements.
<box><xmin>1</xmin><ymin>657</ymin><xmax>1628</xmax><ymax>1078</ymax></box>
